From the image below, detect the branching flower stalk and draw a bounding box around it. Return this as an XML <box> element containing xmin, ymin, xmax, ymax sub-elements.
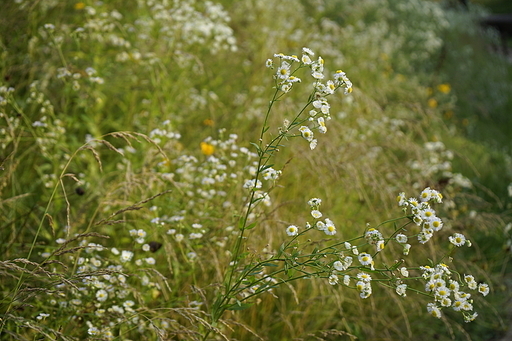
<box><xmin>207</xmin><ymin>47</ymin><xmax>353</xmax><ymax>336</ymax></box>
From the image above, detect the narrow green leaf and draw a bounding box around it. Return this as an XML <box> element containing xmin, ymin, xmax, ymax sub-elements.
<box><xmin>249</xmin><ymin>142</ymin><xmax>261</xmax><ymax>151</ymax></box>
<box><xmin>389</xmin><ymin>259</ymin><xmax>404</xmax><ymax>271</ymax></box>
<box><xmin>243</xmin><ymin>222</ymin><xmax>257</xmax><ymax>230</ymax></box>
<box><xmin>247</xmin><ymin>271</ymin><xmax>263</xmax><ymax>276</ymax></box>
<box><xmin>247</xmin><ymin>266</ymin><xmax>264</xmax><ymax>276</ymax></box>
<box><xmin>259</xmin><ymin>164</ymin><xmax>274</xmax><ymax>172</ymax></box>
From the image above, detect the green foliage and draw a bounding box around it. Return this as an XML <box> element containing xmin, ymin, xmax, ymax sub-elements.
<box><xmin>1</xmin><ymin>0</ymin><xmax>511</xmax><ymax>340</ymax></box>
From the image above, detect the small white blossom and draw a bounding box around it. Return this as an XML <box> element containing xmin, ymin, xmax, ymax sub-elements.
<box><xmin>328</xmin><ymin>274</ymin><xmax>339</xmax><ymax>285</ymax></box>
<box><xmin>286</xmin><ymin>225</ymin><xmax>299</xmax><ymax>236</ymax></box>
<box><xmin>324</xmin><ymin>218</ymin><xmax>336</xmax><ymax>235</ymax></box>
<box><xmin>449</xmin><ymin>233</ymin><xmax>466</xmax><ymax>247</ymax></box>
<box><xmin>478</xmin><ymin>283</ymin><xmax>490</xmax><ymax>296</ymax></box>
<box><xmin>311</xmin><ymin>210</ymin><xmax>322</xmax><ymax>219</ymax></box>
<box><xmin>396</xmin><ymin>284</ymin><xmax>407</xmax><ymax>297</ymax></box>
<box><xmin>96</xmin><ymin>289</ymin><xmax>108</xmax><ymax>302</ymax></box>
<box><xmin>299</xmin><ymin>126</ymin><xmax>314</xmax><ymax>142</ymax></box>
<box><xmin>120</xmin><ymin>250</ymin><xmax>133</xmax><ymax>262</ymax></box>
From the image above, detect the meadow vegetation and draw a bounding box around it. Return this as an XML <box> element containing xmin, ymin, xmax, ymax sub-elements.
<box><xmin>1</xmin><ymin>0</ymin><xmax>512</xmax><ymax>340</ymax></box>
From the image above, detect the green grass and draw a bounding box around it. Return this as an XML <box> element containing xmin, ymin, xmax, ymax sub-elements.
<box><xmin>1</xmin><ymin>0</ymin><xmax>511</xmax><ymax>340</ymax></box>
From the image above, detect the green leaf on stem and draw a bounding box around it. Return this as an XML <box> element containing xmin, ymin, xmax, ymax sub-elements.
<box><xmin>249</xmin><ymin>142</ymin><xmax>262</xmax><ymax>154</ymax></box>
<box><xmin>243</xmin><ymin>222</ymin><xmax>257</xmax><ymax>230</ymax></box>
<box><xmin>247</xmin><ymin>267</ymin><xmax>264</xmax><ymax>276</ymax></box>
<box><xmin>286</xmin><ymin>268</ymin><xmax>295</xmax><ymax>278</ymax></box>
<box><xmin>259</xmin><ymin>164</ymin><xmax>274</xmax><ymax>172</ymax></box>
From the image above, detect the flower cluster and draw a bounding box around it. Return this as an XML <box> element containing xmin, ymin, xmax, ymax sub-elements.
<box><xmin>365</xmin><ymin>228</ymin><xmax>385</xmax><ymax>252</ymax></box>
<box><xmin>78</xmin><ymin>0</ymin><xmax>237</xmax><ymax>59</ymax></box>
<box><xmin>331</xmin><ymin>243</ymin><xmax>376</xmax><ymax>298</ymax></box>
<box><xmin>355</xmin><ymin>272</ymin><xmax>373</xmax><ymax>298</ymax></box>
<box><xmin>285</xmin><ymin>198</ymin><xmax>337</xmax><ymax>237</ymax></box>
<box><xmin>41</xmin><ymin>239</ymin><xmax>165</xmax><ymax>339</ymax></box>
<box><xmin>283</xmin><ymin>198</ymin><xmax>381</xmax><ymax>298</ymax></box>
<box><xmin>421</xmin><ymin>263</ymin><xmax>489</xmax><ymax>322</ymax></box>
<box><xmin>0</xmin><ymin>86</ymin><xmax>20</xmax><ymax>151</ymax></box>
<box><xmin>0</xmin><ymin>85</ymin><xmax>14</xmax><ymax>106</ymax></box>
<box><xmin>308</xmin><ymin>197</ymin><xmax>337</xmax><ymax>236</ymax></box>
<box><xmin>236</xmin><ymin>268</ymin><xmax>278</xmax><ymax>300</ymax></box>
<box><xmin>274</xmin><ymin>174</ymin><xmax>489</xmax><ymax>323</ymax></box>
<box><xmin>149</xmin><ymin>120</ymin><xmax>182</xmax><ymax>144</ymax></box>
<box><xmin>167</xmin><ymin>132</ymin><xmax>259</xmax><ymax>210</ymax></box>
<box><xmin>266</xmin><ymin>47</ymin><xmax>352</xmax><ymax>150</ymax></box>
<box><xmin>397</xmin><ymin>187</ymin><xmax>444</xmax><ymax>244</ymax></box>
<box><xmin>149</xmin><ymin>131</ymin><xmax>277</xmax><ymax>261</ymax></box>
<box><xmin>408</xmin><ymin>141</ymin><xmax>472</xmax><ymax>189</ymax></box>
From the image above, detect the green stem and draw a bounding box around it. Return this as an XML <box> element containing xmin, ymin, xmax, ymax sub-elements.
<box><xmin>209</xmin><ymin>88</ymin><xmax>283</xmax><ymax>327</ymax></box>
<box><xmin>207</xmin><ymin>64</ymin><xmax>335</xmax><ymax>334</ymax></box>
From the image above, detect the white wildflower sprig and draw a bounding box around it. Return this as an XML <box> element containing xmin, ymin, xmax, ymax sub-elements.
<box><xmin>420</xmin><ymin>263</ymin><xmax>488</xmax><ymax>322</ymax></box>
<box><xmin>267</xmin><ymin>47</ymin><xmax>352</xmax><ymax>151</ymax></box>
<box><xmin>209</xmin><ymin>47</ymin><xmax>489</xmax><ymax>333</ymax></box>
<box><xmin>397</xmin><ymin>187</ymin><xmax>444</xmax><ymax>244</ymax></box>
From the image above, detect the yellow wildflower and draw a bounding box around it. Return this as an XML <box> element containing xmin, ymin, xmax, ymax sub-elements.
<box><xmin>437</xmin><ymin>83</ymin><xmax>451</xmax><ymax>94</ymax></box>
<box><xmin>203</xmin><ymin>118</ymin><xmax>214</xmax><ymax>126</ymax></box>
<box><xmin>428</xmin><ymin>98</ymin><xmax>438</xmax><ymax>108</ymax></box>
<box><xmin>200</xmin><ymin>142</ymin><xmax>215</xmax><ymax>156</ymax></box>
